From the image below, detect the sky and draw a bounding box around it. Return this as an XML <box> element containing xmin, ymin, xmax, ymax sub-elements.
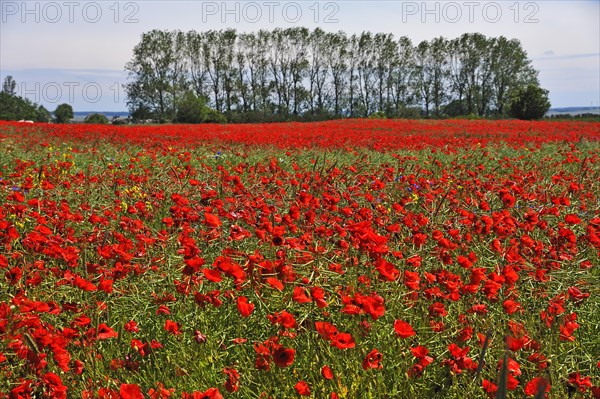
<box><xmin>0</xmin><ymin>0</ymin><xmax>598</xmax><ymax>112</ymax></box>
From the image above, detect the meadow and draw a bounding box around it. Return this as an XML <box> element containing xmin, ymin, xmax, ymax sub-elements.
<box><xmin>0</xmin><ymin>119</ymin><xmax>599</xmax><ymax>399</ymax></box>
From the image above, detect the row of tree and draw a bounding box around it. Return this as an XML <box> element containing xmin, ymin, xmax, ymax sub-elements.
<box><xmin>125</xmin><ymin>28</ymin><xmax>547</xmax><ymax>122</ymax></box>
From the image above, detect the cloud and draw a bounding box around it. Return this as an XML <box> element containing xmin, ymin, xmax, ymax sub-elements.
<box><xmin>533</xmin><ymin>52</ymin><xmax>600</xmax><ymax>61</ymax></box>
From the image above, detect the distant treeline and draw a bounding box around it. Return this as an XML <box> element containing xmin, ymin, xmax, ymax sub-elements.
<box><xmin>125</xmin><ymin>28</ymin><xmax>542</xmax><ymax>123</ymax></box>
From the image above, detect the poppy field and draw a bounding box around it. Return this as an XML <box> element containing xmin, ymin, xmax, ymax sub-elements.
<box><xmin>0</xmin><ymin>119</ymin><xmax>599</xmax><ymax>399</ymax></box>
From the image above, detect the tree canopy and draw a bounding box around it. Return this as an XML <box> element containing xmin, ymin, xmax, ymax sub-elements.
<box><xmin>124</xmin><ymin>29</ymin><xmax>544</xmax><ymax>122</ymax></box>
<box><xmin>84</xmin><ymin>113</ymin><xmax>110</xmax><ymax>124</ymax></box>
<box><xmin>0</xmin><ymin>76</ymin><xmax>51</xmax><ymax>122</ymax></box>
<box><xmin>508</xmin><ymin>84</ymin><xmax>551</xmax><ymax>120</ymax></box>
<box><xmin>54</xmin><ymin>103</ymin><xmax>74</xmax><ymax>123</ymax></box>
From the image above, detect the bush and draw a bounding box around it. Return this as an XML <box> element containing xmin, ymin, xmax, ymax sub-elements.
<box><xmin>174</xmin><ymin>92</ymin><xmax>207</xmax><ymax>124</ymax></box>
<box><xmin>443</xmin><ymin>99</ymin><xmax>466</xmax><ymax>118</ymax></box>
<box><xmin>368</xmin><ymin>111</ymin><xmax>387</xmax><ymax>119</ymax></box>
<box><xmin>111</xmin><ymin>117</ymin><xmax>129</xmax><ymax>125</ymax></box>
<box><xmin>84</xmin><ymin>113</ymin><xmax>109</xmax><ymax>124</ymax></box>
<box><xmin>130</xmin><ymin>106</ymin><xmax>154</xmax><ymax>123</ymax></box>
<box><xmin>35</xmin><ymin>105</ymin><xmax>51</xmax><ymax>122</ymax></box>
<box><xmin>204</xmin><ymin>108</ymin><xmax>227</xmax><ymax>124</ymax></box>
<box><xmin>54</xmin><ymin>103</ymin><xmax>74</xmax><ymax>123</ymax></box>
<box><xmin>508</xmin><ymin>84</ymin><xmax>551</xmax><ymax>120</ymax></box>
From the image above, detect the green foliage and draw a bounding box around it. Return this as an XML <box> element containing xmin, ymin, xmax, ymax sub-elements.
<box><xmin>2</xmin><ymin>75</ymin><xmax>17</xmax><ymax>96</ymax></box>
<box><xmin>204</xmin><ymin>108</ymin><xmax>227</xmax><ymax>124</ymax></box>
<box><xmin>0</xmin><ymin>76</ymin><xmax>50</xmax><ymax>122</ymax></box>
<box><xmin>130</xmin><ymin>105</ymin><xmax>153</xmax><ymax>123</ymax></box>
<box><xmin>508</xmin><ymin>84</ymin><xmax>551</xmax><ymax>120</ymax></box>
<box><xmin>368</xmin><ymin>111</ymin><xmax>387</xmax><ymax>119</ymax></box>
<box><xmin>54</xmin><ymin>103</ymin><xmax>74</xmax><ymax>123</ymax></box>
<box><xmin>0</xmin><ymin>92</ymin><xmax>35</xmax><ymax>121</ymax></box>
<box><xmin>0</xmin><ymin>92</ymin><xmax>50</xmax><ymax>122</ymax></box>
<box><xmin>35</xmin><ymin>105</ymin><xmax>51</xmax><ymax>122</ymax></box>
<box><xmin>111</xmin><ymin>117</ymin><xmax>129</xmax><ymax>125</ymax></box>
<box><xmin>124</xmin><ymin>29</ymin><xmax>541</xmax><ymax>122</ymax></box>
<box><xmin>84</xmin><ymin>113</ymin><xmax>109</xmax><ymax>124</ymax></box>
<box><xmin>124</xmin><ymin>29</ymin><xmax>188</xmax><ymax>123</ymax></box>
<box><xmin>444</xmin><ymin>99</ymin><xmax>466</xmax><ymax>118</ymax></box>
<box><xmin>174</xmin><ymin>91</ymin><xmax>208</xmax><ymax>123</ymax></box>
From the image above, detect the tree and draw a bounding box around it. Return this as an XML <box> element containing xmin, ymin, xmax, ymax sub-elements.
<box><xmin>203</xmin><ymin>29</ymin><xmax>238</xmax><ymax>114</ymax></box>
<box><xmin>54</xmin><ymin>104</ymin><xmax>74</xmax><ymax>123</ymax></box>
<box><xmin>356</xmin><ymin>32</ymin><xmax>376</xmax><ymax>117</ymax></box>
<box><xmin>326</xmin><ymin>31</ymin><xmax>348</xmax><ymax>116</ymax></box>
<box><xmin>204</xmin><ymin>108</ymin><xmax>227</xmax><ymax>124</ymax></box>
<box><xmin>373</xmin><ymin>32</ymin><xmax>397</xmax><ymax>114</ymax></box>
<box><xmin>414</xmin><ymin>41</ymin><xmax>434</xmax><ymax>117</ymax></box>
<box><xmin>0</xmin><ymin>92</ymin><xmax>30</xmax><ymax>120</ymax></box>
<box><xmin>429</xmin><ymin>37</ymin><xmax>450</xmax><ymax>117</ymax></box>
<box><xmin>490</xmin><ymin>37</ymin><xmax>538</xmax><ymax>115</ymax></box>
<box><xmin>174</xmin><ymin>91</ymin><xmax>207</xmax><ymax>123</ymax></box>
<box><xmin>307</xmin><ymin>28</ymin><xmax>329</xmax><ymax>114</ymax></box>
<box><xmin>123</xmin><ymin>28</ymin><xmax>544</xmax><ymax>121</ymax></box>
<box><xmin>35</xmin><ymin>105</ymin><xmax>51</xmax><ymax>122</ymax></box>
<box><xmin>389</xmin><ymin>36</ymin><xmax>415</xmax><ymax>116</ymax></box>
<box><xmin>2</xmin><ymin>76</ymin><xmax>17</xmax><ymax>96</ymax></box>
<box><xmin>84</xmin><ymin>113</ymin><xmax>109</xmax><ymax>124</ymax></box>
<box><xmin>0</xmin><ymin>76</ymin><xmax>51</xmax><ymax>122</ymax></box>
<box><xmin>0</xmin><ymin>92</ymin><xmax>49</xmax><ymax>122</ymax></box>
<box><xmin>507</xmin><ymin>84</ymin><xmax>550</xmax><ymax>120</ymax></box>
<box><xmin>124</xmin><ymin>29</ymin><xmax>188</xmax><ymax>123</ymax></box>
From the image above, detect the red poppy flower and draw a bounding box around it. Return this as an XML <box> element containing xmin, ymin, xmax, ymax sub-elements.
<box><xmin>564</xmin><ymin>214</ymin><xmax>581</xmax><ymax>224</ymax></box>
<box><xmin>202</xmin><ymin>268</ymin><xmax>223</xmax><ymax>283</ymax></box>
<box><xmin>294</xmin><ymin>381</ymin><xmax>311</xmax><ymax>396</ymax></box>
<box><xmin>223</xmin><ymin>367</ymin><xmax>240</xmax><ymax>393</ymax></box>
<box><xmin>120</xmin><ymin>384</ymin><xmax>144</xmax><ymax>399</ymax></box>
<box><xmin>394</xmin><ymin>320</ymin><xmax>416</xmax><ymax>338</ymax></box>
<box><xmin>321</xmin><ymin>365</ymin><xmax>334</xmax><ymax>380</ymax></box>
<box><xmin>315</xmin><ymin>321</ymin><xmax>338</xmax><ymax>340</ymax></box>
<box><xmin>362</xmin><ymin>348</ymin><xmax>383</xmax><ymax>370</ymax></box>
<box><xmin>330</xmin><ymin>332</ymin><xmax>355</xmax><ymax>349</ymax></box>
<box><xmin>292</xmin><ymin>287</ymin><xmax>312</xmax><ymax>304</ymax></box>
<box><xmin>204</xmin><ymin>213</ymin><xmax>222</xmax><ymax>228</ymax></box>
<box><xmin>148</xmin><ymin>383</ymin><xmax>175</xmax><ymax>399</ymax></box>
<box><xmin>95</xmin><ymin>323</ymin><xmax>118</xmax><ymax>340</ymax></box>
<box><xmin>125</xmin><ymin>320</ymin><xmax>139</xmax><ymax>333</ymax></box>
<box><xmin>524</xmin><ymin>377</ymin><xmax>550</xmax><ymax>397</ymax></box>
<box><xmin>273</xmin><ymin>346</ymin><xmax>295</xmax><ymax>368</ymax></box>
<box><xmin>156</xmin><ymin>305</ymin><xmax>171</xmax><ymax>315</ymax></box>
<box><xmin>266</xmin><ymin>277</ymin><xmax>284</xmax><ymax>291</ymax></box>
<box><xmin>568</xmin><ymin>372</ymin><xmax>592</xmax><ymax>393</ymax></box>
<box><xmin>236</xmin><ymin>296</ymin><xmax>254</xmax><ymax>317</ymax></box>
<box><xmin>164</xmin><ymin>320</ymin><xmax>182</xmax><ymax>336</ymax></box>
<box><xmin>185</xmin><ymin>388</ymin><xmax>223</xmax><ymax>399</ymax></box>
<box><xmin>482</xmin><ymin>379</ymin><xmax>497</xmax><ymax>397</ymax></box>
<box><xmin>268</xmin><ymin>310</ymin><xmax>297</xmax><ymax>329</ymax></box>
<box><xmin>410</xmin><ymin>346</ymin><xmax>429</xmax><ymax>358</ymax></box>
